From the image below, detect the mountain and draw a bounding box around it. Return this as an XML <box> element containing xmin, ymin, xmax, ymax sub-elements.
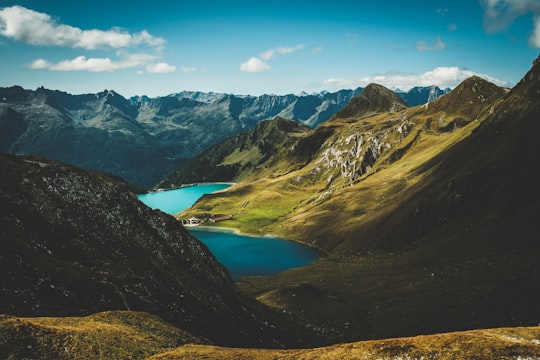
<box><xmin>157</xmin><ymin>117</ymin><xmax>313</xmax><ymax>187</ymax></box>
<box><xmin>1</xmin><ymin>85</ymin><xmax>446</xmax><ymax>188</ymax></box>
<box><xmin>332</xmin><ymin>83</ymin><xmax>408</xmax><ymax>120</ymax></box>
<box><xmin>0</xmin><ymin>87</ymin><xmax>186</xmax><ymax>188</ymax></box>
<box><xmin>174</xmin><ymin>56</ymin><xmax>539</xmax><ymax>341</ymax></box>
<box><xmin>0</xmin><ymin>86</ymin><xmax>367</xmax><ymax>188</ymax></box>
<box><xmin>397</xmin><ymin>85</ymin><xmax>451</xmax><ymax>106</ymax></box>
<box><xmin>158</xmin><ymin>84</ymin><xmax>408</xmax><ymax>188</ymax></box>
<box><xmin>0</xmin><ymin>153</ymin><xmax>322</xmax><ymax>348</ymax></box>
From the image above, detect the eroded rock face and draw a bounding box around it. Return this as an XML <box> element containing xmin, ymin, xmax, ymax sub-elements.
<box><xmin>0</xmin><ymin>154</ymin><xmax>318</xmax><ymax>348</ymax></box>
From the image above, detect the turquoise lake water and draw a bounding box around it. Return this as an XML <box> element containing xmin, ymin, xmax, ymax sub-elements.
<box><xmin>137</xmin><ymin>183</ymin><xmax>231</xmax><ymax>214</ymax></box>
<box><xmin>136</xmin><ymin>184</ymin><xmax>319</xmax><ymax>281</ymax></box>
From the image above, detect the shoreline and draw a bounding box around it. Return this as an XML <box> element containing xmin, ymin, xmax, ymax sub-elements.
<box><xmin>188</xmin><ymin>225</ymin><xmax>323</xmax><ymax>253</ymax></box>
<box><xmin>149</xmin><ymin>182</ymin><xmax>236</xmax><ymax>193</ymax></box>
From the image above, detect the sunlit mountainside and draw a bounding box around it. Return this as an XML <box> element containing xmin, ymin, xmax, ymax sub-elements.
<box><xmin>174</xmin><ymin>56</ymin><xmax>540</xmax><ymax>341</ymax></box>
<box><xmin>1</xmin><ymin>51</ymin><xmax>540</xmax><ymax>360</ymax></box>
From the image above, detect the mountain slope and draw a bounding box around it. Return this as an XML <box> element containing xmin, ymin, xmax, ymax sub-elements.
<box><xmin>175</xmin><ymin>57</ymin><xmax>539</xmax><ymax>340</ymax></box>
<box><xmin>397</xmin><ymin>85</ymin><xmax>451</xmax><ymax>106</ymax></box>
<box><xmin>159</xmin><ymin>84</ymin><xmax>409</xmax><ymax>189</ymax></box>
<box><xmin>2</xmin><ymin>313</ymin><xmax>538</xmax><ymax>359</ymax></box>
<box><xmin>0</xmin><ymin>311</ymin><xmax>202</xmax><ymax>360</ymax></box>
<box><xmin>151</xmin><ymin>326</ymin><xmax>540</xmax><ymax>360</ymax></box>
<box><xmin>0</xmin><ymin>85</ymin><xmax>445</xmax><ymax>188</ymax></box>
<box><xmin>332</xmin><ymin>83</ymin><xmax>408</xmax><ymax>120</ymax></box>
<box><xmin>0</xmin><ymin>153</ymin><xmax>321</xmax><ymax>348</ymax></box>
<box><xmin>157</xmin><ymin>117</ymin><xmax>313</xmax><ymax>187</ymax></box>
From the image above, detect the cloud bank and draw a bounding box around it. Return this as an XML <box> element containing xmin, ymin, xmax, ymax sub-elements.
<box><xmin>0</xmin><ymin>5</ymin><xmax>175</xmax><ymax>73</ymax></box>
<box><xmin>323</xmin><ymin>66</ymin><xmax>509</xmax><ymax>91</ymax></box>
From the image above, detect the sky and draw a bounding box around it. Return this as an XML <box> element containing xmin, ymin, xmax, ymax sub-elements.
<box><xmin>1</xmin><ymin>0</ymin><xmax>539</xmax><ymax>97</ymax></box>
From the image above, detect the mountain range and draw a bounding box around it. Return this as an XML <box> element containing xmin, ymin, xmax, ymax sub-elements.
<box><xmin>0</xmin><ymin>85</ymin><xmax>447</xmax><ymax>188</ymax></box>
<box><xmin>1</xmin><ymin>53</ymin><xmax>539</xmax><ymax>358</ymax></box>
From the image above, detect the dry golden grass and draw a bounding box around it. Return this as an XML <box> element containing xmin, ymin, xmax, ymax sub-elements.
<box><xmin>149</xmin><ymin>326</ymin><xmax>540</xmax><ymax>359</ymax></box>
<box><xmin>0</xmin><ymin>311</ymin><xmax>204</xmax><ymax>360</ymax></box>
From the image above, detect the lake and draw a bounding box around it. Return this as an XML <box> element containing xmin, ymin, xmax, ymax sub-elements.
<box><xmin>137</xmin><ymin>184</ymin><xmax>319</xmax><ymax>281</ymax></box>
<box><xmin>137</xmin><ymin>183</ymin><xmax>232</xmax><ymax>214</ymax></box>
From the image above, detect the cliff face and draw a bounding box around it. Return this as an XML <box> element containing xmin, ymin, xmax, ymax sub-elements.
<box><xmin>0</xmin><ymin>153</ymin><xmax>318</xmax><ymax>348</ymax></box>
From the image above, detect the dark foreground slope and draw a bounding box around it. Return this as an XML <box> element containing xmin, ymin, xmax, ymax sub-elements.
<box><xmin>0</xmin><ymin>153</ymin><xmax>320</xmax><ymax>348</ymax></box>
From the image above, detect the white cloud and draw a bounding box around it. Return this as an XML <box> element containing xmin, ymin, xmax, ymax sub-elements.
<box><xmin>0</xmin><ymin>5</ymin><xmax>165</xmax><ymax>50</ymax></box>
<box><xmin>180</xmin><ymin>66</ymin><xmax>198</xmax><ymax>73</ymax></box>
<box><xmin>240</xmin><ymin>56</ymin><xmax>271</xmax><ymax>72</ymax></box>
<box><xmin>146</xmin><ymin>62</ymin><xmax>176</xmax><ymax>74</ymax></box>
<box><xmin>241</xmin><ymin>44</ymin><xmax>304</xmax><ymax>72</ymax></box>
<box><xmin>416</xmin><ymin>35</ymin><xmax>446</xmax><ymax>51</ymax></box>
<box><xmin>276</xmin><ymin>44</ymin><xmax>305</xmax><ymax>55</ymax></box>
<box><xmin>40</xmin><ymin>56</ymin><xmax>119</xmax><ymax>72</ymax></box>
<box><xmin>260</xmin><ymin>44</ymin><xmax>304</xmax><ymax>60</ymax></box>
<box><xmin>28</xmin><ymin>52</ymin><xmax>173</xmax><ymax>73</ymax></box>
<box><xmin>448</xmin><ymin>23</ymin><xmax>458</xmax><ymax>32</ymax></box>
<box><xmin>480</xmin><ymin>0</ymin><xmax>540</xmax><ymax>47</ymax></box>
<box><xmin>312</xmin><ymin>46</ymin><xmax>323</xmax><ymax>54</ymax></box>
<box><xmin>322</xmin><ymin>66</ymin><xmax>509</xmax><ymax>91</ymax></box>
<box><xmin>29</xmin><ymin>58</ymin><xmax>51</xmax><ymax>69</ymax></box>
<box><xmin>532</xmin><ymin>15</ymin><xmax>540</xmax><ymax>46</ymax></box>
<box><xmin>260</xmin><ymin>49</ymin><xmax>275</xmax><ymax>61</ymax></box>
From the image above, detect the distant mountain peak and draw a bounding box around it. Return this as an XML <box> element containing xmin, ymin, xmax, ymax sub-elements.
<box><xmin>332</xmin><ymin>83</ymin><xmax>408</xmax><ymax>120</ymax></box>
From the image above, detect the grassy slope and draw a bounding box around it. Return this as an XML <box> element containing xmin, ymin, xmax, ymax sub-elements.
<box><xmin>0</xmin><ymin>311</ymin><xmax>203</xmax><ymax>360</ymax></box>
<box><xmin>177</xmin><ymin>70</ymin><xmax>540</xmax><ymax>340</ymax></box>
<box><xmin>150</xmin><ymin>326</ymin><xmax>540</xmax><ymax>360</ymax></box>
<box><xmin>2</xmin><ymin>313</ymin><xmax>538</xmax><ymax>359</ymax></box>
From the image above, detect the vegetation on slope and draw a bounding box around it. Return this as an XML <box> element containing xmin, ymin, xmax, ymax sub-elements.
<box><xmin>150</xmin><ymin>326</ymin><xmax>540</xmax><ymax>360</ymax></box>
<box><xmin>177</xmin><ymin>57</ymin><xmax>539</xmax><ymax>340</ymax></box>
<box><xmin>0</xmin><ymin>311</ymin><xmax>201</xmax><ymax>360</ymax></box>
<box><xmin>157</xmin><ymin>117</ymin><xmax>312</xmax><ymax>187</ymax></box>
<box><xmin>3</xmin><ymin>312</ymin><xmax>537</xmax><ymax>359</ymax></box>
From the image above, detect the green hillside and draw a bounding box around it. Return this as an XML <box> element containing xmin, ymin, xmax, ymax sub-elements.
<box><xmin>176</xmin><ymin>57</ymin><xmax>539</xmax><ymax>340</ymax></box>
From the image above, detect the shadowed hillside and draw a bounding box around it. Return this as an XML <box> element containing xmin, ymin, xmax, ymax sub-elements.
<box><xmin>176</xmin><ymin>56</ymin><xmax>539</xmax><ymax>341</ymax></box>
<box><xmin>0</xmin><ymin>153</ymin><xmax>322</xmax><ymax>348</ymax></box>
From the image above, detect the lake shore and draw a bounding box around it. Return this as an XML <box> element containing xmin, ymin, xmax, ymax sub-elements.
<box><xmin>149</xmin><ymin>182</ymin><xmax>236</xmax><ymax>193</ymax></box>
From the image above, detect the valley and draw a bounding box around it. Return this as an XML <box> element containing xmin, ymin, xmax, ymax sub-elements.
<box><xmin>174</xmin><ymin>58</ymin><xmax>540</xmax><ymax>341</ymax></box>
<box><xmin>1</xmin><ymin>53</ymin><xmax>540</xmax><ymax>358</ymax></box>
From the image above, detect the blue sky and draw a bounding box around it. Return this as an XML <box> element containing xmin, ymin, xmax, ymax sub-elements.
<box><xmin>1</xmin><ymin>0</ymin><xmax>539</xmax><ymax>97</ymax></box>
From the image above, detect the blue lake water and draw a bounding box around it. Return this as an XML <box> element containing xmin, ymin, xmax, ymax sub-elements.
<box><xmin>188</xmin><ymin>227</ymin><xmax>319</xmax><ymax>281</ymax></box>
<box><xmin>137</xmin><ymin>184</ymin><xmax>319</xmax><ymax>281</ymax></box>
<box><xmin>137</xmin><ymin>183</ymin><xmax>232</xmax><ymax>214</ymax></box>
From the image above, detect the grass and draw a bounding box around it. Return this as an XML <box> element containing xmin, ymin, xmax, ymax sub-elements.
<box><xmin>176</xmin><ymin>76</ymin><xmax>540</xmax><ymax>342</ymax></box>
<box><xmin>0</xmin><ymin>311</ymin><xmax>204</xmax><ymax>360</ymax></box>
<box><xmin>148</xmin><ymin>326</ymin><xmax>540</xmax><ymax>359</ymax></box>
<box><xmin>2</xmin><ymin>311</ymin><xmax>538</xmax><ymax>359</ymax></box>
